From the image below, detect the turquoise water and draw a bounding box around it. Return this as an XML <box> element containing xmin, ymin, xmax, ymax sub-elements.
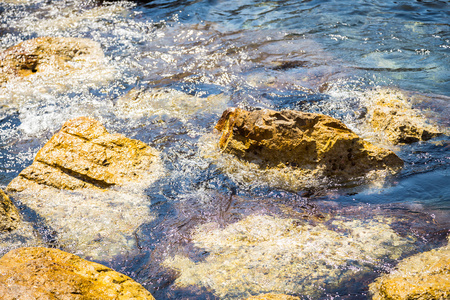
<box><xmin>0</xmin><ymin>0</ymin><xmax>449</xmax><ymax>299</ymax></box>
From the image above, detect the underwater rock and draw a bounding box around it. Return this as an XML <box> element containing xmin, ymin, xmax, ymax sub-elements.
<box><xmin>246</xmin><ymin>293</ymin><xmax>301</xmax><ymax>300</ymax></box>
<box><xmin>369</xmin><ymin>236</ymin><xmax>450</xmax><ymax>300</ymax></box>
<box><xmin>364</xmin><ymin>88</ymin><xmax>442</xmax><ymax>145</ymax></box>
<box><xmin>0</xmin><ymin>247</ymin><xmax>155</xmax><ymax>300</ymax></box>
<box><xmin>116</xmin><ymin>87</ymin><xmax>229</xmax><ymax>121</ymax></box>
<box><xmin>214</xmin><ymin>108</ymin><xmax>403</xmax><ymax>188</ymax></box>
<box><xmin>164</xmin><ymin>214</ymin><xmax>415</xmax><ymax>299</ymax></box>
<box><xmin>0</xmin><ymin>37</ymin><xmax>106</xmax><ymax>85</ymax></box>
<box><xmin>5</xmin><ymin>117</ymin><xmax>163</xmax><ymax>259</ymax></box>
<box><xmin>7</xmin><ymin>116</ymin><xmax>162</xmax><ymax>191</ymax></box>
<box><xmin>0</xmin><ymin>188</ymin><xmax>20</xmax><ymax>232</ymax></box>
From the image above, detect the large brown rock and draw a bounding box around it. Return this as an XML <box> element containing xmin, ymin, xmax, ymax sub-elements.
<box><xmin>365</xmin><ymin>88</ymin><xmax>442</xmax><ymax>144</ymax></box>
<box><xmin>0</xmin><ymin>188</ymin><xmax>20</xmax><ymax>232</ymax></box>
<box><xmin>0</xmin><ymin>37</ymin><xmax>105</xmax><ymax>85</ymax></box>
<box><xmin>7</xmin><ymin>116</ymin><xmax>161</xmax><ymax>192</ymax></box>
<box><xmin>215</xmin><ymin>108</ymin><xmax>403</xmax><ymax>183</ymax></box>
<box><xmin>369</xmin><ymin>237</ymin><xmax>450</xmax><ymax>300</ymax></box>
<box><xmin>0</xmin><ymin>247</ymin><xmax>155</xmax><ymax>300</ymax></box>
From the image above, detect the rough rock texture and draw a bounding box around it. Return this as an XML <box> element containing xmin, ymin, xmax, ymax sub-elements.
<box><xmin>369</xmin><ymin>238</ymin><xmax>450</xmax><ymax>300</ymax></box>
<box><xmin>0</xmin><ymin>37</ymin><xmax>105</xmax><ymax>85</ymax></box>
<box><xmin>215</xmin><ymin>108</ymin><xmax>403</xmax><ymax>182</ymax></box>
<box><xmin>7</xmin><ymin>116</ymin><xmax>161</xmax><ymax>192</ymax></box>
<box><xmin>365</xmin><ymin>88</ymin><xmax>442</xmax><ymax>144</ymax></box>
<box><xmin>0</xmin><ymin>247</ymin><xmax>155</xmax><ymax>300</ymax></box>
<box><xmin>246</xmin><ymin>294</ymin><xmax>301</xmax><ymax>300</ymax></box>
<box><xmin>0</xmin><ymin>188</ymin><xmax>20</xmax><ymax>232</ymax></box>
<box><xmin>164</xmin><ymin>214</ymin><xmax>415</xmax><ymax>299</ymax></box>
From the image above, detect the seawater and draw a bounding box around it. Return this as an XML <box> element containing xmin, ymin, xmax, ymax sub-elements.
<box><xmin>0</xmin><ymin>0</ymin><xmax>449</xmax><ymax>299</ymax></box>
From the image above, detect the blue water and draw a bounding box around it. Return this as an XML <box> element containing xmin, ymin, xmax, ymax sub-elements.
<box><xmin>0</xmin><ymin>0</ymin><xmax>449</xmax><ymax>299</ymax></box>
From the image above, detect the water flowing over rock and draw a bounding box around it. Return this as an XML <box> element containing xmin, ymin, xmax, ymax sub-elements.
<box><xmin>163</xmin><ymin>214</ymin><xmax>415</xmax><ymax>299</ymax></box>
<box><xmin>7</xmin><ymin>116</ymin><xmax>162</xmax><ymax>191</ymax></box>
<box><xmin>5</xmin><ymin>117</ymin><xmax>164</xmax><ymax>259</ymax></box>
<box><xmin>0</xmin><ymin>37</ymin><xmax>106</xmax><ymax>85</ymax></box>
<box><xmin>246</xmin><ymin>294</ymin><xmax>301</xmax><ymax>300</ymax></box>
<box><xmin>211</xmin><ymin>108</ymin><xmax>403</xmax><ymax>190</ymax></box>
<box><xmin>364</xmin><ymin>88</ymin><xmax>442</xmax><ymax>145</ymax></box>
<box><xmin>0</xmin><ymin>188</ymin><xmax>20</xmax><ymax>232</ymax></box>
<box><xmin>369</xmin><ymin>236</ymin><xmax>450</xmax><ymax>300</ymax></box>
<box><xmin>0</xmin><ymin>247</ymin><xmax>155</xmax><ymax>300</ymax></box>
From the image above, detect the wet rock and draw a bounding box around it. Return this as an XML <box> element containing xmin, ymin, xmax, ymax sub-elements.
<box><xmin>246</xmin><ymin>293</ymin><xmax>301</xmax><ymax>300</ymax></box>
<box><xmin>214</xmin><ymin>108</ymin><xmax>403</xmax><ymax>187</ymax></box>
<box><xmin>0</xmin><ymin>188</ymin><xmax>20</xmax><ymax>232</ymax></box>
<box><xmin>0</xmin><ymin>37</ymin><xmax>106</xmax><ymax>85</ymax></box>
<box><xmin>164</xmin><ymin>214</ymin><xmax>416</xmax><ymax>299</ymax></box>
<box><xmin>369</xmin><ymin>236</ymin><xmax>450</xmax><ymax>300</ymax></box>
<box><xmin>364</xmin><ymin>88</ymin><xmax>442</xmax><ymax>144</ymax></box>
<box><xmin>7</xmin><ymin>116</ymin><xmax>162</xmax><ymax>192</ymax></box>
<box><xmin>116</xmin><ymin>87</ymin><xmax>229</xmax><ymax>121</ymax></box>
<box><xmin>5</xmin><ymin>117</ymin><xmax>163</xmax><ymax>259</ymax></box>
<box><xmin>0</xmin><ymin>247</ymin><xmax>155</xmax><ymax>300</ymax></box>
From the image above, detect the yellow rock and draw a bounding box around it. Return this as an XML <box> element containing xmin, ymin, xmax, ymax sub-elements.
<box><xmin>7</xmin><ymin>116</ymin><xmax>161</xmax><ymax>191</ymax></box>
<box><xmin>213</xmin><ymin>108</ymin><xmax>403</xmax><ymax>188</ymax></box>
<box><xmin>365</xmin><ymin>88</ymin><xmax>442</xmax><ymax>144</ymax></box>
<box><xmin>0</xmin><ymin>247</ymin><xmax>155</xmax><ymax>300</ymax></box>
<box><xmin>0</xmin><ymin>37</ymin><xmax>106</xmax><ymax>85</ymax></box>
<box><xmin>0</xmin><ymin>188</ymin><xmax>20</xmax><ymax>232</ymax></box>
<box><xmin>369</xmin><ymin>239</ymin><xmax>450</xmax><ymax>300</ymax></box>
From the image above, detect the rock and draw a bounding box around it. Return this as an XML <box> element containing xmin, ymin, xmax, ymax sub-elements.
<box><xmin>369</xmin><ymin>237</ymin><xmax>450</xmax><ymax>300</ymax></box>
<box><xmin>0</xmin><ymin>247</ymin><xmax>155</xmax><ymax>300</ymax></box>
<box><xmin>364</xmin><ymin>88</ymin><xmax>442</xmax><ymax>144</ymax></box>
<box><xmin>0</xmin><ymin>37</ymin><xmax>106</xmax><ymax>85</ymax></box>
<box><xmin>164</xmin><ymin>214</ymin><xmax>416</xmax><ymax>299</ymax></box>
<box><xmin>0</xmin><ymin>188</ymin><xmax>20</xmax><ymax>232</ymax></box>
<box><xmin>214</xmin><ymin>108</ymin><xmax>403</xmax><ymax>186</ymax></box>
<box><xmin>246</xmin><ymin>294</ymin><xmax>301</xmax><ymax>300</ymax></box>
<box><xmin>116</xmin><ymin>87</ymin><xmax>229</xmax><ymax>121</ymax></box>
<box><xmin>7</xmin><ymin>116</ymin><xmax>161</xmax><ymax>192</ymax></box>
<box><xmin>5</xmin><ymin>117</ymin><xmax>163</xmax><ymax>259</ymax></box>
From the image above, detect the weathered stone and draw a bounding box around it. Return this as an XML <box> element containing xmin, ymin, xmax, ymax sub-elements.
<box><xmin>0</xmin><ymin>247</ymin><xmax>155</xmax><ymax>300</ymax></box>
<box><xmin>365</xmin><ymin>88</ymin><xmax>442</xmax><ymax>144</ymax></box>
<box><xmin>215</xmin><ymin>108</ymin><xmax>403</xmax><ymax>183</ymax></box>
<box><xmin>0</xmin><ymin>37</ymin><xmax>105</xmax><ymax>85</ymax></box>
<box><xmin>5</xmin><ymin>117</ymin><xmax>163</xmax><ymax>259</ymax></box>
<box><xmin>369</xmin><ymin>237</ymin><xmax>450</xmax><ymax>300</ymax></box>
<box><xmin>7</xmin><ymin>116</ymin><xmax>161</xmax><ymax>192</ymax></box>
<box><xmin>246</xmin><ymin>293</ymin><xmax>301</xmax><ymax>300</ymax></box>
<box><xmin>0</xmin><ymin>188</ymin><xmax>20</xmax><ymax>232</ymax></box>
<box><xmin>164</xmin><ymin>214</ymin><xmax>416</xmax><ymax>299</ymax></box>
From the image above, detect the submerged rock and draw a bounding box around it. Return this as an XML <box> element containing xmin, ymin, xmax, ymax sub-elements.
<box><xmin>164</xmin><ymin>214</ymin><xmax>415</xmax><ymax>299</ymax></box>
<box><xmin>5</xmin><ymin>117</ymin><xmax>163</xmax><ymax>259</ymax></box>
<box><xmin>212</xmin><ymin>108</ymin><xmax>403</xmax><ymax>190</ymax></box>
<box><xmin>0</xmin><ymin>247</ymin><xmax>155</xmax><ymax>300</ymax></box>
<box><xmin>364</xmin><ymin>88</ymin><xmax>442</xmax><ymax>145</ymax></box>
<box><xmin>116</xmin><ymin>87</ymin><xmax>229</xmax><ymax>121</ymax></box>
<box><xmin>246</xmin><ymin>294</ymin><xmax>301</xmax><ymax>300</ymax></box>
<box><xmin>7</xmin><ymin>116</ymin><xmax>162</xmax><ymax>191</ymax></box>
<box><xmin>0</xmin><ymin>37</ymin><xmax>106</xmax><ymax>85</ymax></box>
<box><xmin>0</xmin><ymin>188</ymin><xmax>20</xmax><ymax>232</ymax></box>
<box><xmin>369</xmin><ymin>236</ymin><xmax>450</xmax><ymax>300</ymax></box>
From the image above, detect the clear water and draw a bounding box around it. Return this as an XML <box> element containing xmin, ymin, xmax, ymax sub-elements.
<box><xmin>0</xmin><ymin>0</ymin><xmax>449</xmax><ymax>299</ymax></box>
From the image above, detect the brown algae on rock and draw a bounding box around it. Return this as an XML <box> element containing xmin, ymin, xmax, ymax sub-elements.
<box><xmin>204</xmin><ymin>108</ymin><xmax>403</xmax><ymax>191</ymax></box>
<box><xmin>363</xmin><ymin>88</ymin><xmax>442</xmax><ymax>145</ymax></box>
<box><xmin>369</xmin><ymin>236</ymin><xmax>450</xmax><ymax>300</ymax></box>
<box><xmin>163</xmin><ymin>214</ymin><xmax>416</xmax><ymax>299</ymax></box>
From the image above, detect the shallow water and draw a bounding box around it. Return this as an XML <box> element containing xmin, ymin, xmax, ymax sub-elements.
<box><xmin>0</xmin><ymin>0</ymin><xmax>449</xmax><ymax>299</ymax></box>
